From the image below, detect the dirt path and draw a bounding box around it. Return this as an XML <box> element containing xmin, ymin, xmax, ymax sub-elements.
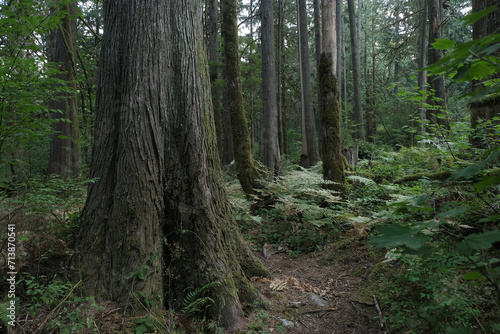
<box><xmin>248</xmin><ymin>240</ymin><xmax>387</xmax><ymax>334</ymax></box>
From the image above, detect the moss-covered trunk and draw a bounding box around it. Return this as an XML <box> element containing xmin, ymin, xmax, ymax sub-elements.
<box><xmin>222</xmin><ymin>0</ymin><xmax>261</xmax><ymax>194</ymax></box>
<box><xmin>75</xmin><ymin>0</ymin><xmax>269</xmax><ymax>330</ymax></box>
<box><xmin>319</xmin><ymin>0</ymin><xmax>345</xmax><ymax>190</ymax></box>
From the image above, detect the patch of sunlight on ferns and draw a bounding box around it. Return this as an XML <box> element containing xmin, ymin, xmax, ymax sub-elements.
<box><xmin>182</xmin><ymin>281</ymin><xmax>221</xmax><ymax>316</ymax></box>
<box><xmin>347</xmin><ymin>175</ymin><xmax>376</xmax><ymax>186</ymax></box>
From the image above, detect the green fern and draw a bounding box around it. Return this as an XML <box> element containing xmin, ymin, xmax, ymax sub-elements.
<box><xmin>182</xmin><ymin>281</ymin><xmax>221</xmax><ymax>316</ymax></box>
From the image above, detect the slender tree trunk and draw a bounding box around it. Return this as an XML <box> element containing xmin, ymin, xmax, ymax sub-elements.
<box><xmin>222</xmin><ymin>0</ymin><xmax>261</xmax><ymax>194</ymax></box>
<box><xmin>319</xmin><ymin>0</ymin><xmax>345</xmax><ymax>190</ymax></box>
<box><xmin>347</xmin><ymin>0</ymin><xmax>364</xmax><ymax>141</ymax></box>
<box><xmin>365</xmin><ymin>0</ymin><xmax>376</xmax><ymax>142</ymax></box>
<box><xmin>314</xmin><ymin>0</ymin><xmax>322</xmax><ymax>70</ymax></box>
<box><xmin>336</xmin><ymin>0</ymin><xmax>343</xmax><ymax>109</ymax></box>
<box><xmin>297</xmin><ymin>0</ymin><xmax>320</xmax><ymax>167</ymax></box>
<box><xmin>48</xmin><ymin>0</ymin><xmax>81</xmax><ymax>179</ymax></box>
<box><xmin>75</xmin><ymin>0</ymin><xmax>268</xmax><ymax>330</ymax></box>
<box><xmin>418</xmin><ymin>0</ymin><xmax>428</xmax><ymax>134</ymax></box>
<box><xmin>277</xmin><ymin>0</ymin><xmax>287</xmax><ymax>156</ymax></box>
<box><xmin>209</xmin><ymin>0</ymin><xmax>223</xmax><ymax>161</ymax></box>
<box><xmin>427</xmin><ymin>0</ymin><xmax>449</xmax><ymax>130</ymax></box>
<box><xmin>260</xmin><ymin>0</ymin><xmax>281</xmax><ymax>174</ymax></box>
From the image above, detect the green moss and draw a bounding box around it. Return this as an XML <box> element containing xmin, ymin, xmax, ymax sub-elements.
<box><xmin>318</xmin><ymin>53</ymin><xmax>345</xmax><ymax>190</ymax></box>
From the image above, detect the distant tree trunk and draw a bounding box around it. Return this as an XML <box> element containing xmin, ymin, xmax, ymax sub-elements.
<box><xmin>470</xmin><ymin>0</ymin><xmax>500</xmax><ymax>147</ymax></box>
<box><xmin>260</xmin><ymin>0</ymin><xmax>281</xmax><ymax>174</ymax></box>
<box><xmin>277</xmin><ymin>0</ymin><xmax>287</xmax><ymax>156</ymax></box>
<box><xmin>418</xmin><ymin>0</ymin><xmax>428</xmax><ymax>134</ymax></box>
<box><xmin>297</xmin><ymin>0</ymin><xmax>320</xmax><ymax>167</ymax></box>
<box><xmin>347</xmin><ymin>0</ymin><xmax>364</xmax><ymax>142</ymax></box>
<box><xmin>209</xmin><ymin>0</ymin><xmax>223</xmax><ymax>161</ymax></box>
<box><xmin>365</xmin><ymin>0</ymin><xmax>376</xmax><ymax>142</ymax></box>
<box><xmin>336</xmin><ymin>0</ymin><xmax>343</xmax><ymax>108</ymax></box>
<box><xmin>222</xmin><ymin>0</ymin><xmax>261</xmax><ymax>194</ymax></box>
<box><xmin>319</xmin><ymin>0</ymin><xmax>345</xmax><ymax>190</ymax></box>
<box><xmin>314</xmin><ymin>0</ymin><xmax>322</xmax><ymax>70</ymax></box>
<box><xmin>427</xmin><ymin>0</ymin><xmax>449</xmax><ymax>130</ymax></box>
<box><xmin>75</xmin><ymin>0</ymin><xmax>268</xmax><ymax>330</ymax></box>
<box><xmin>48</xmin><ymin>0</ymin><xmax>81</xmax><ymax>179</ymax></box>
<box><xmin>249</xmin><ymin>0</ymin><xmax>256</xmax><ymax>154</ymax></box>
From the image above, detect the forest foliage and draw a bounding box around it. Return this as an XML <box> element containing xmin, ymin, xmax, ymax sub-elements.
<box><xmin>0</xmin><ymin>0</ymin><xmax>499</xmax><ymax>333</ymax></box>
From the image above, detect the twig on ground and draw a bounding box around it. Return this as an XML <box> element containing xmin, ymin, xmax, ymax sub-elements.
<box><xmin>372</xmin><ymin>295</ymin><xmax>384</xmax><ymax>329</ymax></box>
<box><xmin>301</xmin><ymin>307</ymin><xmax>339</xmax><ymax>316</ymax></box>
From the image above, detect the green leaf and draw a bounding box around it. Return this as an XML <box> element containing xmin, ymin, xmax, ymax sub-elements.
<box><xmin>450</xmin><ymin>150</ymin><xmax>500</xmax><ymax>180</ymax></box>
<box><xmin>135</xmin><ymin>324</ymin><xmax>148</xmax><ymax>334</ymax></box>
<box><xmin>457</xmin><ymin>230</ymin><xmax>500</xmax><ymax>256</ymax></box>
<box><xmin>446</xmin><ymin>326</ymin><xmax>473</xmax><ymax>334</ymax></box>
<box><xmin>437</xmin><ymin>206</ymin><xmax>468</xmax><ymax>220</ymax></box>
<box><xmin>474</xmin><ymin>175</ymin><xmax>500</xmax><ymax>192</ymax></box>
<box><xmin>369</xmin><ymin>224</ymin><xmax>428</xmax><ymax>250</ymax></box>
<box><xmin>431</xmin><ymin>38</ymin><xmax>456</xmax><ymax>50</ymax></box>
<box><xmin>462</xmin><ymin>270</ymin><xmax>485</xmax><ymax>280</ymax></box>
<box><xmin>462</xmin><ymin>6</ymin><xmax>496</xmax><ymax>26</ymax></box>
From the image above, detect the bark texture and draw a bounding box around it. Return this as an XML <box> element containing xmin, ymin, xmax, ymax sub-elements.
<box><xmin>319</xmin><ymin>0</ymin><xmax>345</xmax><ymax>190</ymax></box>
<box><xmin>347</xmin><ymin>0</ymin><xmax>364</xmax><ymax>142</ymax></box>
<box><xmin>48</xmin><ymin>0</ymin><xmax>81</xmax><ymax>179</ymax></box>
<box><xmin>427</xmin><ymin>0</ymin><xmax>449</xmax><ymax>130</ymax></box>
<box><xmin>470</xmin><ymin>0</ymin><xmax>500</xmax><ymax>147</ymax></box>
<box><xmin>297</xmin><ymin>0</ymin><xmax>320</xmax><ymax>168</ymax></box>
<box><xmin>260</xmin><ymin>0</ymin><xmax>281</xmax><ymax>174</ymax></box>
<box><xmin>222</xmin><ymin>0</ymin><xmax>261</xmax><ymax>193</ymax></box>
<box><xmin>209</xmin><ymin>0</ymin><xmax>223</xmax><ymax>161</ymax></box>
<box><xmin>75</xmin><ymin>0</ymin><xmax>268</xmax><ymax>329</ymax></box>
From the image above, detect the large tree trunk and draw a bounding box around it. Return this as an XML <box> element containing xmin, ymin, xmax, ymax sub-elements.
<box><xmin>427</xmin><ymin>0</ymin><xmax>449</xmax><ymax>130</ymax></box>
<box><xmin>48</xmin><ymin>0</ymin><xmax>81</xmax><ymax>179</ymax></box>
<box><xmin>319</xmin><ymin>0</ymin><xmax>345</xmax><ymax>190</ymax></box>
<box><xmin>209</xmin><ymin>0</ymin><xmax>223</xmax><ymax>161</ymax></box>
<box><xmin>297</xmin><ymin>0</ymin><xmax>320</xmax><ymax>168</ymax></box>
<box><xmin>75</xmin><ymin>0</ymin><xmax>268</xmax><ymax>330</ymax></box>
<box><xmin>470</xmin><ymin>0</ymin><xmax>500</xmax><ymax>147</ymax></box>
<box><xmin>347</xmin><ymin>0</ymin><xmax>364</xmax><ymax>142</ymax></box>
<box><xmin>222</xmin><ymin>0</ymin><xmax>261</xmax><ymax>194</ymax></box>
<box><xmin>260</xmin><ymin>0</ymin><xmax>281</xmax><ymax>174</ymax></box>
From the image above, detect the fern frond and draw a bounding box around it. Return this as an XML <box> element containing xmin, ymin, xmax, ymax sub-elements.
<box><xmin>182</xmin><ymin>281</ymin><xmax>221</xmax><ymax>315</ymax></box>
<box><xmin>347</xmin><ymin>175</ymin><xmax>376</xmax><ymax>186</ymax></box>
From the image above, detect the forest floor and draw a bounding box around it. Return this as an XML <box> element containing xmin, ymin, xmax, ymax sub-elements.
<box><xmin>243</xmin><ymin>238</ymin><xmax>388</xmax><ymax>334</ymax></box>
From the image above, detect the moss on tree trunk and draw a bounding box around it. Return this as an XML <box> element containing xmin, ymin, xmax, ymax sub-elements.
<box><xmin>319</xmin><ymin>52</ymin><xmax>345</xmax><ymax>190</ymax></box>
<box><xmin>222</xmin><ymin>0</ymin><xmax>261</xmax><ymax>194</ymax></box>
<box><xmin>75</xmin><ymin>0</ymin><xmax>269</xmax><ymax>330</ymax></box>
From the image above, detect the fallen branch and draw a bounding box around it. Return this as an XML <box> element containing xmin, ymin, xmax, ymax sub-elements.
<box><xmin>301</xmin><ymin>307</ymin><xmax>339</xmax><ymax>315</ymax></box>
<box><xmin>372</xmin><ymin>295</ymin><xmax>384</xmax><ymax>329</ymax></box>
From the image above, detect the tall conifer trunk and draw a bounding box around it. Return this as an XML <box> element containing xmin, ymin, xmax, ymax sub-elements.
<box><xmin>222</xmin><ymin>0</ymin><xmax>261</xmax><ymax>194</ymax></box>
<box><xmin>319</xmin><ymin>0</ymin><xmax>345</xmax><ymax>189</ymax></box>
<box><xmin>48</xmin><ymin>0</ymin><xmax>81</xmax><ymax>179</ymax></box>
<box><xmin>260</xmin><ymin>0</ymin><xmax>281</xmax><ymax>174</ymax></box>
<box><xmin>75</xmin><ymin>0</ymin><xmax>268</xmax><ymax>330</ymax></box>
<box><xmin>297</xmin><ymin>0</ymin><xmax>320</xmax><ymax>167</ymax></box>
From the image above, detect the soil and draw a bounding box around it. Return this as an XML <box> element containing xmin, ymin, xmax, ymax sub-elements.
<box><xmin>244</xmin><ymin>239</ymin><xmax>388</xmax><ymax>334</ymax></box>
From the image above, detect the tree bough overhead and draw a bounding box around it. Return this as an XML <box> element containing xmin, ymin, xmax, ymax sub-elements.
<box><xmin>74</xmin><ymin>0</ymin><xmax>268</xmax><ymax>331</ymax></box>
